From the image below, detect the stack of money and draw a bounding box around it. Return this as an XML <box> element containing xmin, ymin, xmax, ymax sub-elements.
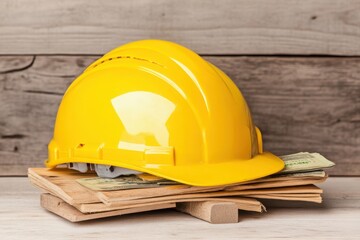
<box><xmin>28</xmin><ymin>152</ymin><xmax>335</xmax><ymax>223</ymax></box>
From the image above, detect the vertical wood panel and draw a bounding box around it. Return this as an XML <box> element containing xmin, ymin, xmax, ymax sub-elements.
<box><xmin>0</xmin><ymin>56</ymin><xmax>359</xmax><ymax>175</ymax></box>
<box><xmin>208</xmin><ymin>57</ymin><xmax>360</xmax><ymax>176</ymax></box>
<box><xmin>1</xmin><ymin>0</ymin><xmax>360</xmax><ymax>55</ymax></box>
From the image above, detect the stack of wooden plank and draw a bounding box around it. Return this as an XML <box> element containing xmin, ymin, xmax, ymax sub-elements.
<box><xmin>28</xmin><ymin>153</ymin><xmax>333</xmax><ymax>223</ymax></box>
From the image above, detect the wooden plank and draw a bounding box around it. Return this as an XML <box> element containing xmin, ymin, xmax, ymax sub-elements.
<box><xmin>26</xmin><ymin>168</ymin><xmax>269</xmax><ymax>214</ymax></box>
<box><xmin>247</xmin><ymin>194</ymin><xmax>322</xmax><ymax>203</ymax></box>
<box><xmin>28</xmin><ymin>168</ymin><xmax>100</xmax><ymax>204</ymax></box>
<box><xmin>28</xmin><ymin>167</ymin><xmax>328</xmax><ymax>203</ymax></box>
<box><xmin>1</xmin><ymin>0</ymin><xmax>360</xmax><ymax>55</ymax></box>
<box><xmin>41</xmin><ymin>192</ymin><xmax>261</xmax><ymax>224</ymax></box>
<box><xmin>32</xmin><ymin>174</ymin><xmax>265</xmax><ymax>214</ymax></box>
<box><xmin>226</xmin><ymin>177</ymin><xmax>328</xmax><ymax>191</ymax></box>
<box><xmin>28</xmin><ymin>168</ymin><xmax>323</xmax><ymax>208</ymax></box>
<box><xmin>2</xmin><ymin>177</ymin><xmax>359</xmax><ymax>209</ymax></box>
<box><xmin>27</xmin><ymin>168</ymin><xmax>224</xmax><ymax>204</ymax></box>
<box><xmin>0</xmin><ymin>56</ymin><xmax>359</xmax><ymax>175</ymax></box>
<box><xmin>41</xmin><ymin>193</ymin><xmax>257</xmax><ymax>224</ymax></box>
<box><xmin>80</xmin><ymin>197</ymin><xmax>264</xmax><ymax>214</ymax></box>
<box><xmin>99</xmin><ymin>185</ymin><xmax>322</xmax><ymax>207</ymax></box>
<box><xmin>176</xmin><ymin>201</ymin><xmax>239</xmax><ymax>224</ymax></box>
<box><xmin>1</xmin><ymin>178</ymin><xmax>360</xmax><ymax>239</ymax></box>
<box><xmin>41</xmin><ymin>193</ymin><xmax>175</xmax><ymax>222</ymax></box>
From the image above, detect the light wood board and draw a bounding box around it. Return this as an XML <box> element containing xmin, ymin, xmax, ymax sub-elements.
<box><xmin>41</xmin><ymin>193</ymin><xmax>175</xmax><ymax>222</ymax></box>
<box><xmin>176</xmin><ymin>201</ymin><xmax>239</xmax><ymax>224</ymax></box>
<box><xmin>42</xmin><ymin>193</ymin><xmax>260</xmax><ymax>224</ymax></box>
<box><xmin>29</xmin><ymin>174</ymin><xmax>318</xmax><ymax>213</ymax></box>
<box><xmin>28</xmin><ymin>168</ymin><xmax>268</xmax><ymax>214</ymax></box>
<box><xmin>226</xmin><ymin>177</ymin><xmax>327</xmax><ymax>191</ymax></box>
<box><xmin>99</xmin><ymin>185</ymin><xmax>322</xmax><ymax>206</ymax></box>
<box><xmin>28</xmin><ymin>168</ymin><xmax>324</xmax><ymax>205</ymax></box>
<box><xmin>1</xmin><ymin>0</ymin><xmax>360</xmax><ymax>55</ymax></box>
<box><xmin>30</xmin><ymin>175</ymin><xmax>266</xmax><ymax>214</ymax></box>
<box><xmin>28</xmin><ymin>168</ymin><xmax>224</xmax><ymax>204</ymax></box>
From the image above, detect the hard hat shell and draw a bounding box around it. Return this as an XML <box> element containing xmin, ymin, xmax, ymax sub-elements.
<box><xmin>46</xmin><ymin>40</ymin><xmax>284</xmax><ymax>186</ymax></box>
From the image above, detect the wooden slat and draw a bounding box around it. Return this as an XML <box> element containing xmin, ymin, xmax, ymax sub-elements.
<box><xmin>41</xmin><ymin>193</ymin><xmax>257</xmax><ymax>224</ymax></box>
<box><xmin>41</xmin><ymin>193</ymin><xmax>176</xmax><ymax>222</ymax></box>
<box><xmin>176</xmin><ymin>201</ymin><xmax>239</xmax><ymax>224</ymax></box>
<box><xmin>1</xmin><ymin>0</ymin><xmax>360</xmax><ymax>55</ymax></box>
<box><xmin>3</xmin><ymin>177</ymin><xmax>359</xmax><ymax>208</ymax></box>
<box><xmin>0</xmin><ymin>56</ymin><xmax>359</xmax><ymax>175</ymax></box>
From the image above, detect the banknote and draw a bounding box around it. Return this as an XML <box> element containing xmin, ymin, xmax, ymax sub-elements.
<box><xmin>76</xmin><ymin>173</ymin><xmax>177</xmax><ymax>191</ymax></box>
<box><xmin>277</xmin><ymin>170</ymin><xmax>326</xmax><ymax>178</ymax></box>
<box><xmin>278</xmin><ymin>152</ymin><xmax>335</xmax><ymax>174</ymax></box>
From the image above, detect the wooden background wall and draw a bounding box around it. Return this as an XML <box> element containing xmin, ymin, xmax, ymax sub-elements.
<box><xmin>0</xmin><ymin>0</ymin><xmax>359</xmax><ymax>176</ymax></box>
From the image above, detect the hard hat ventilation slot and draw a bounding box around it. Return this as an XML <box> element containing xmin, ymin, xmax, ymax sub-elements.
<box><xmin>91</xmin><ymin>56</ymin><xmax>164</xmax><ymax>69</ymax></box>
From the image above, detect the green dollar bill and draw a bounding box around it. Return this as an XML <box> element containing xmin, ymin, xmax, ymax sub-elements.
<box><xmin>278</xmin><ymin>152</ymin><xmax>335</xmax><ymax>174</ymax></box>
<box><xmin>76</xmin><ymin>174</ymin><xmax>177</xmax><ymax>191</ymax></box>
<box><xmin>272</xmin><ymin>170</ymin><xmax>326</xmax><ymax>178</ymax></box>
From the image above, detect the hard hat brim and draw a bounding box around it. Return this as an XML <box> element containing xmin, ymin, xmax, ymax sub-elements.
<box><xmin>139</xmin><ymin>151</ymin><xmax>285</xmax><ymax>186</ymax></box>
<box><xmin>45</xmin><ymin>151</ymin><xmax>284</xmax><ymax>186</ymax></box>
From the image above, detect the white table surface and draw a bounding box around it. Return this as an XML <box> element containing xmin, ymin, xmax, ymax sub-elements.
<box><xmin>1</xmin><ymin>177</ymin><xmax>359</xmax><ymax>240</ymax></box>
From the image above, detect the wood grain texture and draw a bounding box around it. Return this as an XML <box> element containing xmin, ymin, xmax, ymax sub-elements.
<box><xmin>40</xmin><ymin>193</ymin><xmax>175</xmax><ymax>222</ymax></box>
<box><xmin>1</xmin><ymin>0</ymin><xmax>360</xmax><ymax>55</ymax></box>
<box><xmin>216</xmin><ymin>56</ymin><xmax>360</xmax><ymax>176</ymax></box>
<box><xmin>176</xmin><ymin>201</ymin><xmax>239</xmax><ymax>224</ymax></box>
<box><xmin>1</xmin><ymin>178</ymin><xmax>360</xmax><ymax>239</ymax></box>
<box><xmin>0</xmin><ymin>56</ymin><xmax>359</xmax><ymax>175</ymax></box>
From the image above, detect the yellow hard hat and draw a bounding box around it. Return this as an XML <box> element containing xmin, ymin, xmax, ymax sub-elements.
<box><xmin>46</xmin><ymin>39</ymin><xmax>284</xmax><ymax>186</ymax></box>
